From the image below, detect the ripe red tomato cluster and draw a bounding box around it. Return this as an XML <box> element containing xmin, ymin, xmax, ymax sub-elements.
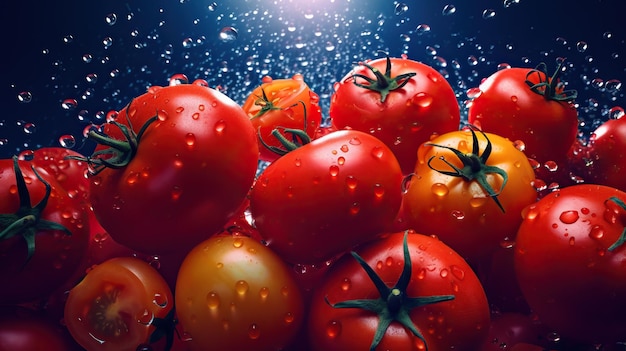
<box><xmin>1</xmin><ymin>56</ymin><xmax>625</xmax><ymax>351</ymax></box>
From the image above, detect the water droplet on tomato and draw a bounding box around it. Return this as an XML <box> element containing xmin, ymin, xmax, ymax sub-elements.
<box><xmin>185</xmin><ymin>133</ymin><xmax>196</xmax><ymax>147</ymax></box>
<box><xmin>544</xmin><ymin>160</ymin><xmax>558</xmax><ymax>172</ymax></box>
<box><xmin>431</xmin><ymin>183</ymin><xmax>448</xmax><ymax>196</ymax></box>
<box><xmin>513</xmin><ymin>140</ymin><xmax>526</xmax><ymax>152</ymax></box>
<box><xmin>589</xmin><ymin>225</ymin><xmax>605</xmax><ymax>239</ymax></box>
<box><xmin>451</xmin><ymin>210</ymin><xmax>465</xmax><ymax>220</ymax></box>
<box><xmin>469</xmin><ymin>196</ymin><xmax>488</xmax><ymax>208</ymax></box>
<box><xmin>373</xmin><ymin>184</ymin><xmax>385</xmax><ymax>199</ymax></box>
<box><xmin>411</xmin><ymin>92</ymin><xmax>433</xmax><ymax>108</ymax></box>
<box><xmin>416</xmin><ymin>268</ymin><xmax>426</xmax><ymax>279</ymax></box>
<box><xmin>337</xmin><ymin>156</ymin><xmax>345</xmax><ymax>165</ymax></box>
<box><xmin>440</xmin><ymin>268</ymin><xmax>449</xmax><ymax>278</ymax></box>
<box><xmin>206</xmin><ymin>291</ymin><xmax>220</xmax><ymax>309</ymax></box>
<box><xmin>500</xmin><ymin>237</ymin><xmax>515</xmax><ymax>249</ymax></box>
<box><xmin>531</xmin><ymin>179</ymin><xmax>547</xmax><ymax>191</ymax></box>
<box><xmin>340</xmin><ymin>278</ymin><xmax>351</xmax><ymax>291</ymax></box>
<box><xmin>427</xmin><ymin>72</ymin><xmax>439</xmax><ymax>83</ymax></box>
<box><xmin>340</xmin><ymin>144</ymin><xmax>349</xmax><ymax>152</ymax></box>
<box><xmin>559</xmin><ymin>210</ymin><xmax>579</xmax><ymax>224</ymax></box>
<box><xmin>294</xmin><ymin>158</ymin><xmax>302</xmax><ymax>167</ymax></box>
<box><xmin>450</xmin><ymin>265</ymin><xmax>465</xmax><ymax>280</ymax></box>
<box><xmin>248</xmin><ymin>324</ymin><xmax>260</xmax><ymax>339</ymax></box>
<box><xmin>569</xmin><ymin>237</ymin><xmax>576</xmax><ymax>246</ymax></box>
<box><xmin>235</xmin><ymin>280</ymin><xmax>249</xmax><ymax>296</ymax></box>
<box><xmin>126</xmin><ymin>172</ymin><xmax>139</xmax><ymax>185</ymax></box>
<box><xmin>284</xmin><ymin>312</ymin><xmax>295</xmax><ymax>324</ymax></box>
<box><xmin>371</xmin><ymin>146</ymin><xmax>384</xmax><ymax>159</ymax></box>
<box><xmin>214</xmin><ymin>119</ymin><xmax>226</xmax><ymax>135</ymax></box>
<box><xmin>326</xmin><ymin>320</ymin><xmax>342</xmax><ymax>338</ymax></box>
<box><xmin>233</xmin><ymin>237</ymin><xmax>244</xmax><ymax>248</ymax></box>
<box><xmin>510</xmin><ymin>95</ymin><xmax>518</xmax><ymax>103</ymax></box>
<box><xmin>216</xmin><ymin>262</ymin><xmax>224</xmax><ymax>269</ymax></box>
<box><xmin>171</xmin><ymin>186</ymin><xmax>182</xmax><ymax>201</ymax></box>
<box><xmin>153</xmin><ymin>293</ymin><xmax>168</xmax><ymax>308</ymax></box>
<box><xmin>345</xmin><ymin>176</ymin><xmax>358</xmax><ymax>190</ymax></box>
<box><xmin>466</xmin><ymin>87</ymin><xmax>482</xmax><ymax>99</ymax></box>
<box><xmin>329</xmin><ymin>165</ymin><xmax>339</xmax><ymax>177</ymax></box>
<box><xmin>259</xmin><ymin>287</ymin><xmax>270</xmax><ymax>299</ymax></box>
<box><xmin>349</xmin><ymin>137</ymin><xmax>361</xmax><ymax>145</ymax></box>
<box><xmin>349</xmin><ymin>202</ymin><xmax>360</xmax><ymax>215</ymax></box>
<box><xmin>156</xmin><ymin>109</ymin><xmax>169</xmax><ymax>122</ymax></box>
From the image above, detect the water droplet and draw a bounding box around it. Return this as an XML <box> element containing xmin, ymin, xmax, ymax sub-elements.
<box><xmin>411</xmin><ymin>92</ymin><xmax>433</xmax><ymax>108</ymax></box>
<box><xmin>349</xmin><ymin>137</ymin><xmax>361</xmax><ymax>145</ymax></box>
<box><xmin>440</xmin><ymin>268</ymin><xmax>449</xmax><ymax>278</ymax></box>
<box><xmin>431</xmin><ymin>183</ymin><xmax>449</xmax><ymax>196</ymax></box>
<box><xmin>588</xmin><ymin>225</ymin><xmax>605</xmax><ymax>240</ymax></box>
<box><xmin>326</xmin><ymin>320</ymin><xmax>342</xmax><ymax>338</ymax></box>
<box><xmin>345</xmin><ymin>176</ymin><xmax>358</xmax><ymax>190</ymax></box>
<box><xmin>337</xmin><ymin>156</ymin><xmax>345</xmax><ymax>165</ymax></box>
<box><xmin>235</xmin><ymin>280</ymin><xmax>249</xmax><ymax>296</ymax></box>
<box><xmin>500</xmin><ymin>237</ymin><xmax>516</xmax><ymax>249</ymax></box>
<box><xmin>294</xmin><ymin>158</ymin><xmax>302</xmax><ymax>167</ymax></box>
<box><xmin>233</xmin><ymin>237</ymin><xmax>244</xmax><ymax>248</ymax></box>
<box><xmin>559</xmin><ymin>210</ymin><xmax>579</xmax><ymax>224</ymax></box>
<box><xmin>576</xmin><ymin>41</ymin><xmax>588</xmax><ymax>52</ymax></box>
<box><xmin>137</xmin><ymin>309</ymin><xmax>155</xmax><ymax>325</ymax></box>
<box><xmin>284</xmin><ymin>312</ymin><xmax>294</xmax><ymax>324</ymax></box>
<box><xmin>58</xmin><ymin>134</ymin><xmax>76</xmax><ymax>148</ymax></box>
<box><xmin>415</xmin><ymin>24</ymin><xmax>431</xmax><ymax>34</ymax></box>
<box><xmin>219</xmin><ymin>27</ymin><xmax>238</xmax><ymax>42</ymax></box>
<box><xmin>340</xmin><ymin>278</ymin><xmax>351</xmax><ymax>291</ymax></box>
<box><xmin>451</xmin><ymin>210</ymin><xmax>465</xmax><ymax>220</ymax></box>
<box><xmin>259</xmin><ymin>287</ymin><xmax>270</xmax><ymax>299</ymax></box>
<box><xmin>373</xmin><ymin>184</ymin><xmax>385</xmax><ymax>199</ymax></box>
<box><xmin>185</xmin><ymin>133</ymin><xmax>196</xmax><ymax>147</ymax></box>
<box><xmin>442</xmin><ymin>4</ymin><xmax>456</xmax><ymax>15</ymax></box>
<box><xmin>17</xmin><ymin>91</ymin><xmax>32</xmax><ymax>103</ymax></box>
<box><xmin>126</xmin><ymin>172</ymin><xmax>139</xmax><ymax>185</ymax></box>
<box><xmin>450</xmin><ymin>265</ymin><xmax>465</xmax><ymax>280</ymax></box>
<box><xmin>248</xmin><ymin>323</ymin><xmax>260</xmax><ymax>339</ymax></box>
<box><xmin>466</xmin><ymin>87</ymin><xmax>482</xmax><ymax>99</ymax></box>
<box><xmin>206</xmin><ymin>291</ymin><xmax>220</xmax><ymax>309</ymax></box>
<box><xmin>569</xmin><ymin>237</ymin><xmax>576</xmax><ymax>246</ymax></box>
<box><xmin>214</xmin><ymin>120</ymin><xmax>227</xmax><ymax>134</ymax></box>
<box><xmin>153</xmin><ymin>293</ymin><xmax>168</xmax><ymax>308</ymax></box>
<box><xmin>371</xmin><ymin>146</ymin><xmax>384</xmax><ymax>159</ymax></box>
<box><xmin>482</xmin><ymin>9</ymin><xmax>496</xmax><ymax>19</ymax></box>
<box><xmin>349</xmin><ymin>202</ymin><xmax>360</xmax><ymax>215</ymax></box>
<box><xmin>329</xmin><ymin>165</ymin><xmax>340</xmax><ymax>177</ymax></box>
<box><xmin>394</xmin><ymin>2</ymin><xmax>409</xmax><ymax>15</ymax></box>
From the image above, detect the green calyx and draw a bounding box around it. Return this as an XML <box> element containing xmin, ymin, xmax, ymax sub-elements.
<box><xmin>325</xmin><ymin>232</ymin><xmax>455</xmax><ymax>351</ymax></box>
<box><xmin>257</xmin><ymin>100</ymin><xmax>311</xmax><ymax>156</ymax></box>
<box><xmin>426</xmin><ymin>127</ymin><xmax>509</xmax><ymax>212</ymax></box>
<box><xmin>251</xmin><ymin>88</ymin><xmax>284</xmax><ymax>118</ymax></box>
<box><xmin>525</xmin><ymin>58</ymin><xmax>577</xmax><ymax>102</ymax></box>
<box><xmin>0</xmin><ymin>156</ymin><xmax>72</xmax><ymax>264</ymax></box>
<box><xmin>607</xmin><ymin>196</ymin><xmax>626</xmax><ymax>252</ymax></box>
<box><xmin>351</xmin><ymin>54</ymin><xmax>416</xmax><ymax>103</ymax></box>
<box><xmin>68</xmin><ymin>103</ymin><xmax>158</xmax><ymax>176</ymax></box>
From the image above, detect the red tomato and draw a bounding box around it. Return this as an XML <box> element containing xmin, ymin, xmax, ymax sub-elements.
<box><xmin>64</xmin><ymin>256</ymin><xmax>174</xmax><ymax>351</ymax></box>
<box><xmin>175</xmin><ymin>234</ymin><xmax>304</xmax><ymax>351</ymax></box>
<box><xmin>329</xmin><ymin>54</ymin><xmax>461</xmax><ymax>174</ymax></box>
<box><xmin>583</xmin><ymin>116</ymin><xmax>626</xmax><ymax>191</ymax></box>
<box><xmin>467</xmin><ymin>60</ymin><xmax>579</xmax><ymax>186</ymax></box>
<box><xmin>402</xmin><ymin>128</ymin><xmax>537</xmax><ymax>262</ymax></box>
<box><xmin>242</xmin><ymin>74</ymin><xmax>323</xmax><ymax>162</ymax></box>
<box><xmin>0</xmin><ymin>306</ymin><xmax>81</xmax><ymax>351</ymax></box>
<box><xmin>81</xmin><ymin>80</ymin><xmax>259</xmax><ymax>254</ymax></box>
<box><xmin>0</xmin><ymin>156</ymin><xmax>89</xmax><ymax>304</ymax></box>
<box><xmin>249</xmin><ymin>129</ymin><xmax>403</xmax><ymax>264</ymax></box>
<box><xmin>514</xmin><ymin>184</ymin><xmax>626</xmax><ymax>343</ymax></box>
<box><xmin>308</xmin><ymin>231</ymin><xmax>490</xmax><ymax>351</ymax></box>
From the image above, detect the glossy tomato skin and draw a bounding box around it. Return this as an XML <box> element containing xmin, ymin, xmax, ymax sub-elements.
<box><xmin>249</xmin><ymin>129</ymin><xmax>403</xmax><ymax>264</ymax></box>
<box><xmin>584</xmin><ymin>116</ymin><xmax>626</xmax><ymax>191</ymax></box>
<box><xmin>88</xmin><ymin>81</ymin><xmax>259</xmax><ymax>254</ymax></box>
<box><xmin>330</xmin><ymin>56</ymin><xmax>460</xmax><ymax>174</ymax></box>
<box><xmin>242</xmin><ymin>74</ymin><xmax>323</xmax><ymax>162</ymax></box>
<box><xmin>0</xmin><ymin>158</ymin><xmax>90</xmax><ymax>305</ymax></box>
<box><xmin>467</xmin><ymin>67</ymin><xmax>578</xmax><ymax>166</ymax></box>
<box><xmin>402</xmin><ymin>129</ymin><xmax>537</xmax><ymax>262</ymax></box>
<box><xmin>514</xmin><ymin>184</ymin><xmax>626</xmax><ymax>343</ymax></box>
<box><xmin>64</xmin><ymin>256</ymin><xmax>174</xmax><ymax>351</ymax></box>
<box><xmin>175</xmin><ymin>234</ymin><xmax>304</xmax><ymax>351</ymax></box>
<box><xmin>308</xmin><ymin>232</ymin><xmax>490</xmax><ymax>351</ymax></box>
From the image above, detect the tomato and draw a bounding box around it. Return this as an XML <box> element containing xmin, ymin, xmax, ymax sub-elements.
<box><xmin>64</xmin><ymin>256</ymin><xmax>174</xmax><ymax>351</ymax></box>
<box><xmin>402</xmin><ymin>128</ymin><xmax>537</xmax><ymax>262</ymax></box>
<box><xmin>514</xmin><ymin>184</ymin><xmax>626</xmax><ymax>343</ymax></box>
<box><xmin>0</xmin><ymin>306</ymin><xmax>81</xmax><ymax>351</ymax></box>
<box><xmin>175</xmin><ymin>234</ymin><xmax>304</xmax><ymax>351</ymax></box>
<box><xmin>583</xmin><ymin>116</ymin><xmax>626</xmax><ymax>191</ymax></box>
<box><xmin>0</xmin><ymin>156</ymin><xmax>90</xmax><ymax>304</ymax></box>
<box><xmin>329</xmin><ymin>54</ymin><xmax>460</xmax><ymax>174</ymax></box>
<box><xmin>480</xmin><ymin>313</ymin><xmax>543</xmax><ymax>351</ymax></box>
<box><xmin>249</xmin><ymin>129</ymin><xmax>403</xmax><ymax>264</ymax></box>
<box><xmin>79</xmin><ymin>80</ymin><xmax>259</xmax><ymax>254</ymax></box>
<box><xmin>467</xmin><ymin>60</ymin><xmax>579</xmax><ymax>186</ymax></box>
<box><xmin>308</xmin><ymin>231</ymin><xmax>490</xmax><ymax>351</ymax></box>
<box><xmin>242</xmin><ymin>74</ymin><xmax>323</xmax><ymax>162</ymax></box>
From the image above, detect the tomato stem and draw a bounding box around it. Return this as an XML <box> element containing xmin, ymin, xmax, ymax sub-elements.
<box><xmin>351</xmin><ymin>54</ymin><xmax>416</xmax><ymax>103</ymax></box>
<box><xmin>251</xmin><ymin>88</ymin><xmax>284</xmax><ymax>118</ymax></box>
<box><xmin>67</xmin><ymin>102</ymin><xmax>158</xmax><ymax>175</ymax></box>
<box><xmin>607</xmin><ymin>196</ymin><xmax>626</xmax><ymax>252</ymax></box>
<box><xmin>426</xmin><ymin>127</ymin><xmax>508</xmax><ymax>212</ymax></box>
<box><xmin>325</xmin><ymin>231</ymin><xmax>455</xmax><ymax>351</ymax></box>
<box><xmin>257</xmin><ymin>100</ymin><xmax>311</xmax><ymax>156</ymax></box>
<box><xmin>525</xmin><ymin>58</ymin><xmax>577</xmax><ymax>102</ymax></box>
<box><xmin>0</xmin><ymin>156</ymin><xmax>72</xmax><ymax>264</ymax></box>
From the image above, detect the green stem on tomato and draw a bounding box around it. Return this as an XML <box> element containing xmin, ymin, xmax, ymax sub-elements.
<box><xmin>607</xmin><ymin>196</ymin><xmax>626</xmax><ymax>252</ymax></box>
<box><xmin>351</xmin><ymin>53</ymin><xmax>416</xmax><ymax>103</ymax></box>
<box><xmin>257</xmin><ymin>100</ymin><xmax>311</xmax><ymax>156</ymax></box>
<box><xmin>525</xmin><ymin>58</ymin><xmax>577</xmax><ymax>102</ymax></box>
<box><xmin>325</xmin><ymin>231</ymin><xmax>455</xmax><ymax>351</ymax></box>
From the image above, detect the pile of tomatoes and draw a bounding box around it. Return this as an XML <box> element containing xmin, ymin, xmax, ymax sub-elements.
<box><xmin>1</xmin><ymin>54</ymin><xmax>625</xmax><ymax>351</ymax></box>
